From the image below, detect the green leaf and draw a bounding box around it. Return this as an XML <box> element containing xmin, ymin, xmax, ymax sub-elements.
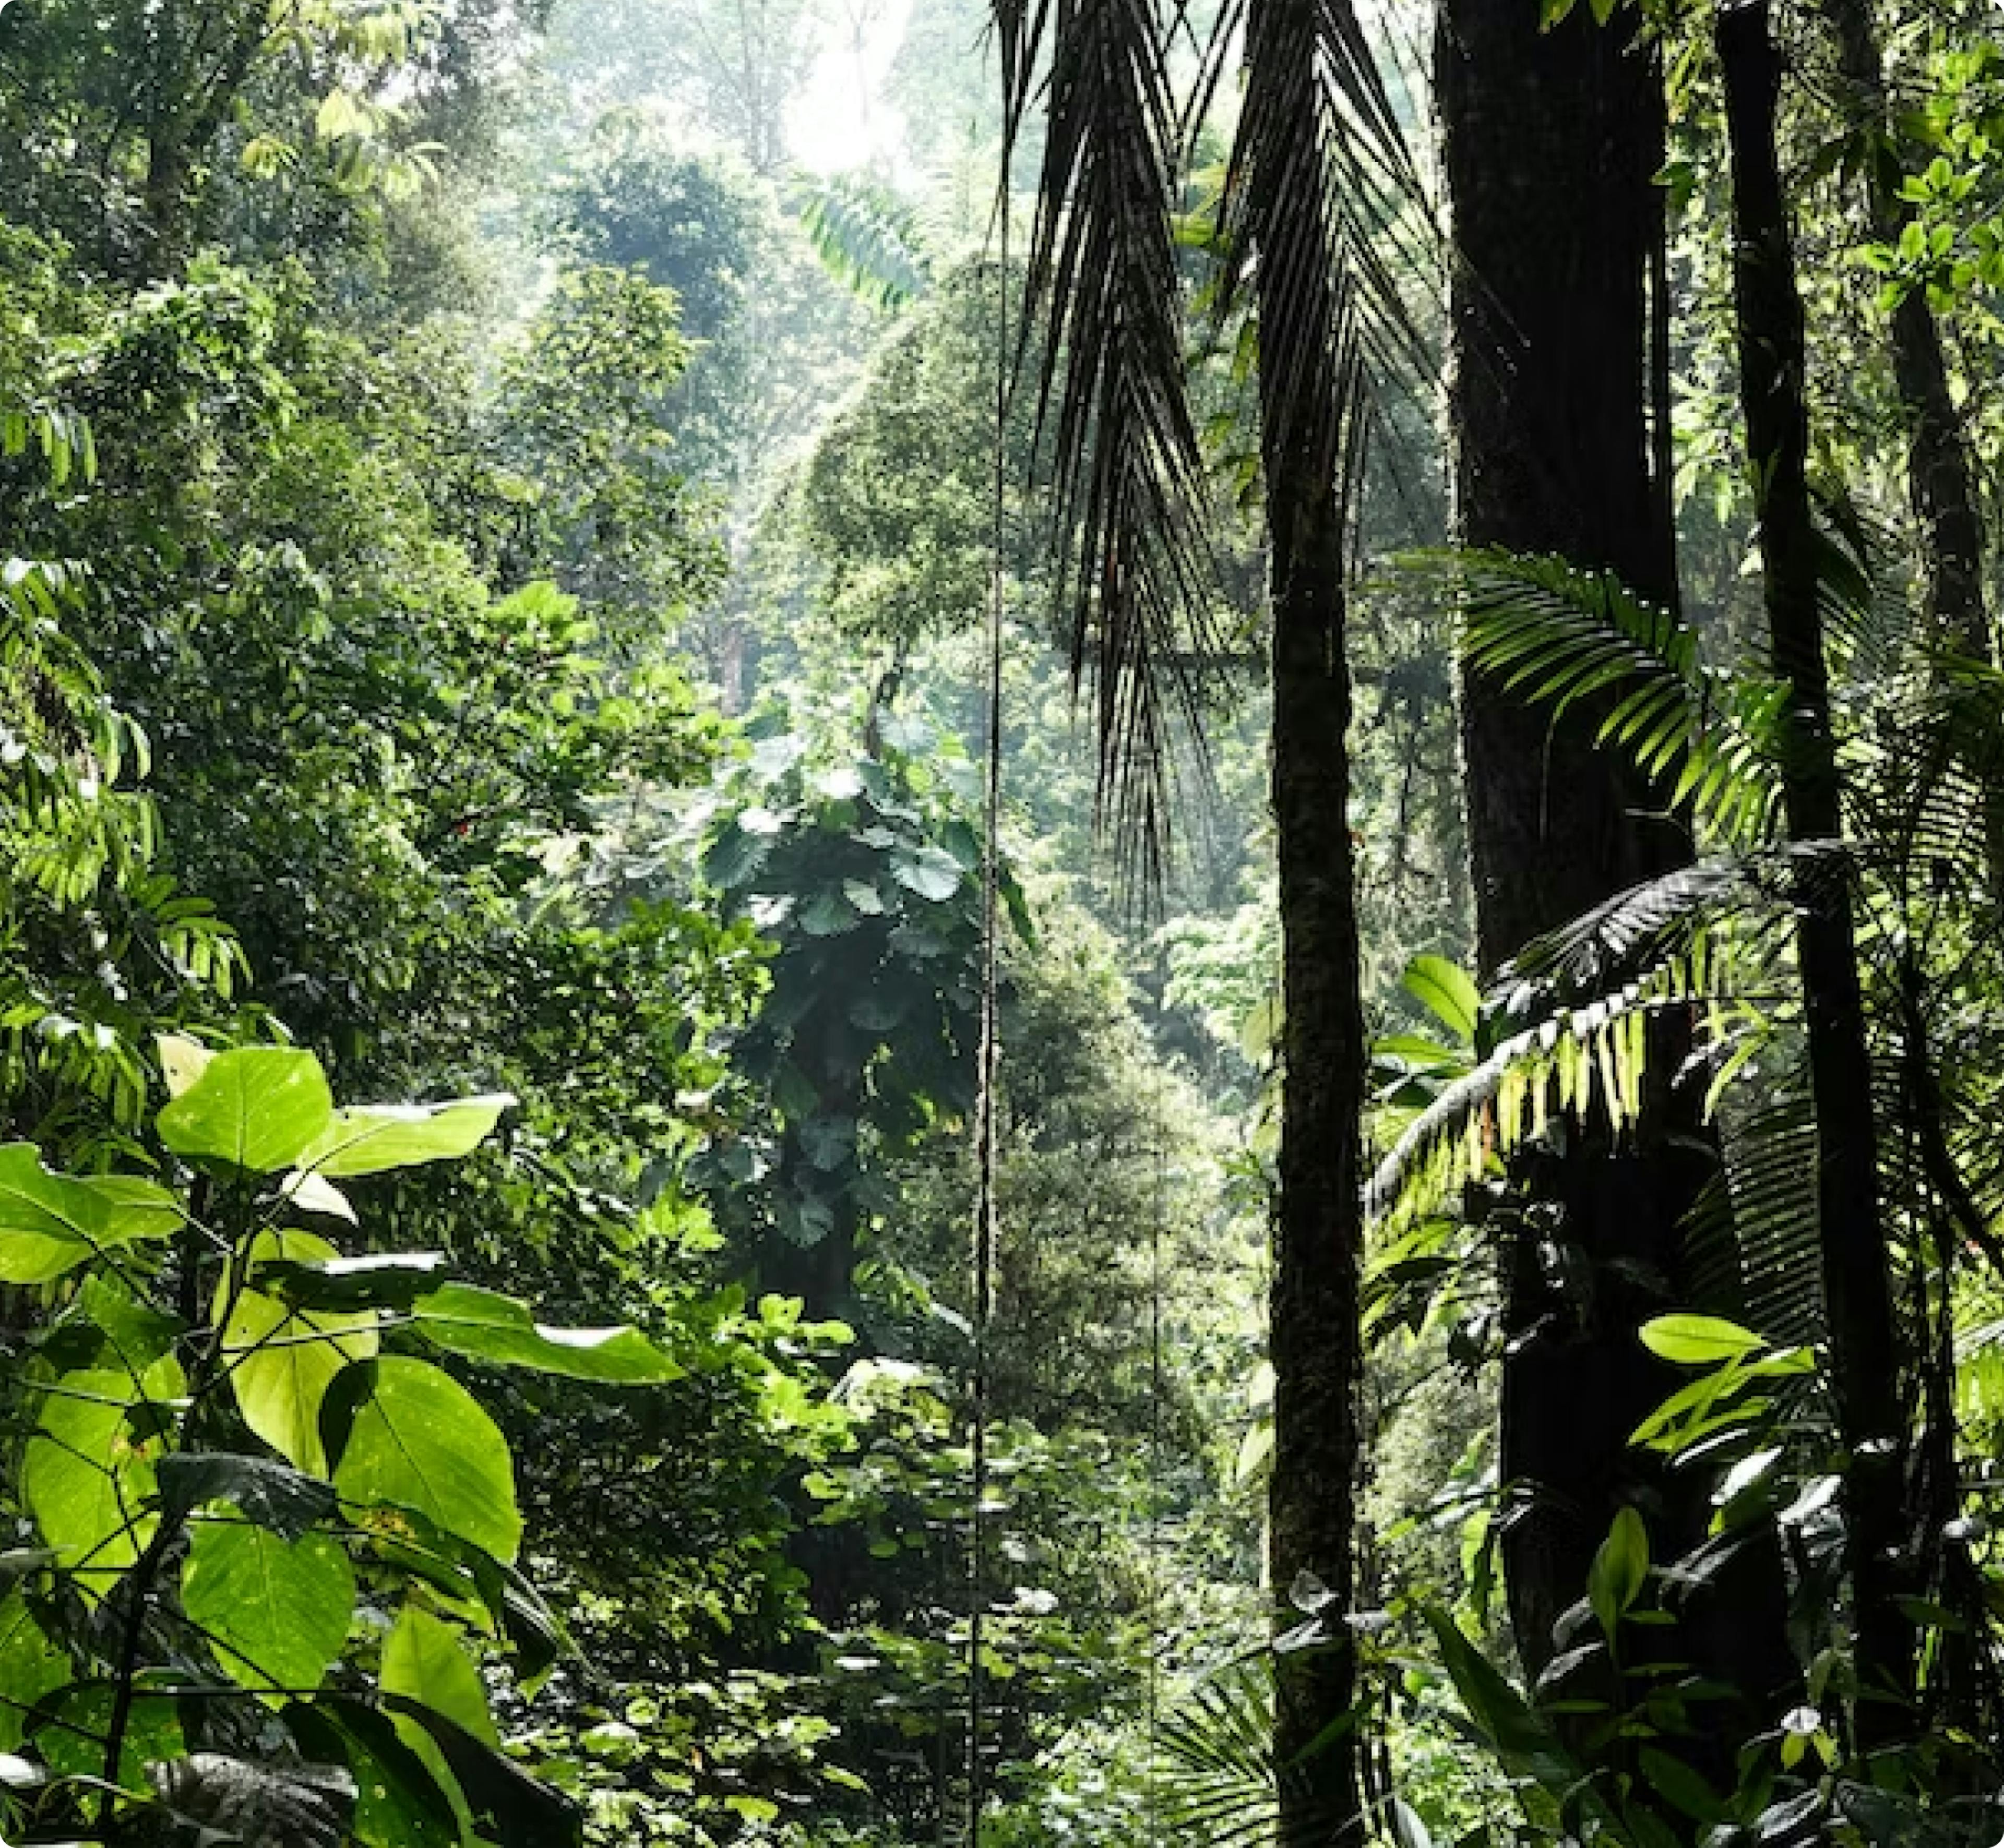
<box><xmin>220</xmin><ymin>1229</ymin><xmax>379</xmax><ymax>1477</ymax></box>
<box><xmin>331</xmin><ymin>1358</ymin><xmax>521</xmax><ymax>1563</ymax></box>
<box><xmin>295</xmin><ymin>1095</ymin><xmax>513</xmax><ymax>1179</ymax></box>
<box><xmin>411</xmin><ymin>1284</ymin><xmax>683</xmax><ymax>1384</ymax></box>
<box><xmin>256</xmin><ymin>1252</ymin><xmax>450</xmax><ymax>1313</ymax></box>
<box><xmin>1587</xmin><ymin>1505</ymin><xmax>1649</xmax><ymax>1644</ymax></box>
<box><xmin>0</xmin><ymin>1594</ymin><xmax>69</xmax><ymax>1753</ymax></box>
<box><xmin>1640</xmin><ymin>1314</ymin><xmax>1767</xmax><ymax>1367</ymax></box>
<box><xmin>290</xmin><ymin>1701</ymin><xmax>460</xmax><ymax>1848</ymax></box>
<box><xmin>23</xmin><ymin>1370</ymin><xmax>161</xmax><ymax>1597</ymax></box>
<box><xmin>0</xmin><ymin>1145</ymin><xmax>180</xmax><ymax>1283</ymax></box>
<box><xmin>1401</xmin><ymin>955</ymin><xmax>1482</xmax><ymax>1045</ymax></box>
<box><xmin>890</xmin><ymin>845</ymin><xmax>963</xmax><ymax>902</ymax></box>
<box><xmin>382</xmin><ymin>1604</ymin><xmax>497</xmax><ymax>1746</ymax></box>
<box><xmin>37</xmin><ymin>1677</ymin><xmax>182</xmax><ymax>1791</ymax></box>
<box><xmin>183</xmin><ymin>1520</ymin><xmax>354</xmax><ymax>1697</ymax></box>
<box><xmin>81</xmin><ymin>1275</ymin><xmax>186</xmax><ymax>1377</ymax></box>
<box><xmin>158</xmin><ymin>1048</ymin><xmax>335</xmax><ymax>1173</ymax></box>
<box><xmin>156</xmin><ymin>1452</ymin><xmax>336</xmax><ymax>1538</ymax></box>
<box><xmin>380</xmin><ymin>1696</ymin><xmax>583</xmax><ymax>1848</ymax></box>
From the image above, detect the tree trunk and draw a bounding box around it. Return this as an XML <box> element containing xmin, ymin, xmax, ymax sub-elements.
<box><xmin>1266</xmin><ymin>440</ymin><xmax>1368</xmax><ymax>1846</ymax></box>
<box><xmin>1714</xmin><ymin>0</ymin><xmax>1913</xmax><ymax>1745</ymax></box>
<box><xmin>1437</xmin><ymin>0</ymin><xmax>1795</xmax><ymax>1734</ymax></box>
<box><xmin>1248</xmin><ymin>0</ymin><xmax>1371</xmax><ymax>1829</ymax></box>
<box><xmin>1820</xmin><ymin>0</ymin><xmax>1992</xmax><ymax>660</ymax></box>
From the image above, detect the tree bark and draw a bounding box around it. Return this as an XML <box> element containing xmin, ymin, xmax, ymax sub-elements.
<box><xmin>1437</xmin><ymin>0</ymin><xmax>1795</xmax><ymax>1734</ymax></box>
<box><xmin>1247</xmin><ymin>0</ymin><xmax>1371</xmax><ymax>1829</ymax></box>
<box><xmin>1266</xmin><ymin>435</ymin><xmax>1368</xmax><ymax>1846</ymax></box>
<box><xmin>1714</xmin><ymin>0</ymin><xmax>1913</xmax><ymax>1744</ymax></box>
<box><xmin>1820</xmin><ymin>0</ymin><xmax>1992</xmax><ymax>660</ymax></box>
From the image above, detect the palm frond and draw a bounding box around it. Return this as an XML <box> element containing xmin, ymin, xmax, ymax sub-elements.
<box><xmin>1367</xmin><ymin>850</ymin><xmax>1823</xmax><ymax>1225</ymax></box>
<box><xmin>1007</xmin><ymin>0</ymin><xmax>1220</xmax><ymax>875</ymax></box>
<box><xmin>1424</xmin><ymin>549</ymin><xmax>1790</xmax><ymax>849</ymax></box>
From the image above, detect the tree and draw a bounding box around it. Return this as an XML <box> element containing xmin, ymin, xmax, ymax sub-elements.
<box><xmin>1436</xmin><ymin>0</ymin><xmax>1794</xmax><ymax>1732</ymax></box>
<box><xmin>1713</xmin><ymin>0</ymin><xmax>1913</xmax><ymax>1739</ymax></box>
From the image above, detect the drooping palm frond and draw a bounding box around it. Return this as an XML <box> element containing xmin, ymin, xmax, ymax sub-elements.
<box><xmin>1424</xmin><ymin>549</ymin><xmax>1791</xmax><ymax>849</ymax></box>
<box><xmin>1003</xmin><ymin>0</ymin><xmax>1220</xmax><ymax>875</ymax></box>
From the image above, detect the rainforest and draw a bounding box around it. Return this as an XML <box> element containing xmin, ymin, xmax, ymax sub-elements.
<box><xmin>0</xmin><ymin>0</ymin><xmax>2000</xmax><ymax>1842</ymax></box>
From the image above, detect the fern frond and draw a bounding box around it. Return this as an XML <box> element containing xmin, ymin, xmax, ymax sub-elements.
<box><xmin>795</xmin><ymin>173</ymin><xmax>933</xmax><ymax>311</ymax></box>
<box><xmin>1422</xmin><ymin>549</ymin><xmax>1790</xmax><ymax>849</ymax></box>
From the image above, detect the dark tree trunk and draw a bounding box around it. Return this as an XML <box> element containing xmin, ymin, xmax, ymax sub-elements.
<box><xmin>1437</xmin><ymin>0</ymin><xmax>1794</xmax><ymax>1732</ymax></box>
<box><xmin>1266</xmin><ymin>448</ymin><xmax>1368</xmax><ymax>1845</ymax></box>
<box><xmin>1248</xmin><ymin>0</ymin><xmax>1372</xmax><ymax>1828</ymax></box>
<box><xmin>1714</xmin><ymin>0</ymin><xmax>1913</xmax><ymax>1744</ymax></box>
<box><xmin>1820</xmin><ymin>0</ymin><xmax>1992</xmax><ymax>660</ymax></box>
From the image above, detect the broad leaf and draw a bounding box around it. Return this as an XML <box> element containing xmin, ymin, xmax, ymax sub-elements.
<box><xmin>382</xmin><ymin>1604</ymin><xmax>496</xmax><ymax>1746</ymax></box>
<box><xmin>890</xmin><ymin>845</ymin><xmax>963</xmax><ymax>902</ymax></box>
<box><xmin>256</xmin><ymin>1252</ymin><xmax>450</xmax><ymax>1313</ymax></box>
<box><xmin>1401</xmin><ymin>956</ymin><xmax>1482</xmax><ymax>1045</ymax></box>
<box><xmin>158</xmin><ymin>1048</ymin><xmax>335</xmax><ymax>1173</ymax></box>
<box><xmin>156</xmin><ymin>1452</ymin><xmax>336</xmax><ymax>1539</ymax></box>
<box><xmin>1587</xmin><ymin>1505</ymin><xmax>1649</xmax><ymax>1645</ymax></box>
<box><xmin>23</xmin><ymin>1369</ymin><xmax>162</xmax><ymax>1597</ymax></box>
<box><xmin>412</xmin><ymin>1283</ymin><xmax>683</xmax><ymax>1384</ymax></box>
<box><xmin>183</xmin><ymin>1520</ymin><xmax>354</xmax><ymax>1696</ymax></box>
<box><xmin>295</xmin><ymin>1095</ymin><xmax>513</xmax><ymax>1179</ymax></box>
<box><xmin>330</xmin><ymin>1358</ymin><xmax>521</xmax><ymax>1563</ymax></box>
<box><xmin>37</xmin><ymin>1678</ymin><xmax>182</xmax><ymax>1791</ymax></box>
<box><xmin>291</xmin><ymin>1701</ymin><xmax>459</xmax><ymax>1848</ymax></box>
<box><xmin>381</xmin><ymin>1696</ymin><xmax>583</xmax><ymax>1848</ymax></box>
<box><xmin>220</xmin><ymin>1229</ymin><xmax>379</xmax><ymax>1477</ymax></box>
<box><xmin>0</xmin><ymin>1145</ymin><xmax>179</xmax><ymax>1283</ymax></box>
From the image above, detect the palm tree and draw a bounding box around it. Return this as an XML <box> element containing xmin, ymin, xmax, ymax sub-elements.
<box><xmin>985</xmin><ymin>0</ymin><xmax>1415</xmax><ymax>1832</ymax></box>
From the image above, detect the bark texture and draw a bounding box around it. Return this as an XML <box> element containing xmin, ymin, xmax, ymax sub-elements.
<box><xmin>1437</xmin><ymin>0</ymin><xmax>1795</xmax><ymax>1728</ymax></box>
<box><xmin>1715</xmin><ymin>0</ymin><xmax>1913</xmax><ymax>1742</ymax></box>
<box><xmin>1267</xmin><ymin>450</ymin><xmax>1368</xmax><ymax>1844</ymax></box>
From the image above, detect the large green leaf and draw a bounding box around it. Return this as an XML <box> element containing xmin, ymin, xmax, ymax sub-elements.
<box><xmin>182</xmin><ymin>1519</ymin><xmax>354</xmax><ymax>1697</ymax></box>
<box><xmin>0</xmin><ymin>1145</ymin><xmax>180</xmax><ymax>1283</ymax></box>
<box><xmin>294</xmin><ymin>1095</ymin><xmax>514</xmax><ymax>1179</ymax></box>
<box><xmin>0</xmin><ymin>1594</ymin><xmax>69</xmax><ymax>1753</ymax></box>
<box><xmin>219</xmin><ymin>1229</ymin><xmax>379</xmax><ymax>1477</ymax></box>
<box><xmin>381</xmin><ymin>1604</ymin><xmax>497</xmax><ymax>1746</ymax></box>
<box><xmin>158</xmin><ymin>1048</ymin><xmax>335</xmax><ymax>1173</ymax></box>
<box><xmin>411</xmin><ymin>1284</ymin><xmax>683</xmax><ymax>1384</ymax></box>
<box><xmin>156</xmin><ymin>1452</ymin><xmax>335</xmax><ymax>1538</ymax></box>
<box><xmin>23</xmin><ymin>1369</ymin><xmax>162</xmax><ymax>1598</ymax></box>
<box><xmin>330</xmin><ymin>1358</ymin><xmax>521</xmax><ymax>1563</ymax></box>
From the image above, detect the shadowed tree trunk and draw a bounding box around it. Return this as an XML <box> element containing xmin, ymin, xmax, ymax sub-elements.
<box><xmin>1714</xmin><ymin>0</ymin><xmax>1913</xmax><ymax>1745</ymax></box>
<box><xmin>1437</xmin><ymin>0</ymin><xmax>1795</xmax><ymax>1738</ymax></box>
<box><xmin>1820</xmin><ymin>0</ymin><xmax>1992</xmax><ymax>660</ymax></box>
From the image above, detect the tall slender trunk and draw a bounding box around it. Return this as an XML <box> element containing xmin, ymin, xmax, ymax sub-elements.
<box><xmin>1266</xmin><ymin>440</ymin><xmax>1368</xmax><ymax>1846</ymax></box>
<box><xmin>1714</xmin><ymin>0</ymin><xmax>1913</xmax><ymax>1745</ymax></box>
<box><xmin>1820</xmin><ymin>0</ymin><xmax>1992</xmax><ymax>660</ymax></box>
<box><xmin>1249</xmin><ymin>0</ymin><xmax>1371</xmax><ymax>1829</ymax></box>
<box><xmin>1436</xmin><ymin>2</ymin><xmax>1794</xmax><ymax>1739</ymax></box>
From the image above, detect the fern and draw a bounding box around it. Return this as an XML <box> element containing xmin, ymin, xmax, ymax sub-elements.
<box><xmin>795</xmin><ymin>174</ymin><xmax>934</xmax><ymax>311</ymax></box>
<box><xmin>1416</xmin><ymin>548</ymin><xmax>1790</xmax><ymax>848</ymax></box>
